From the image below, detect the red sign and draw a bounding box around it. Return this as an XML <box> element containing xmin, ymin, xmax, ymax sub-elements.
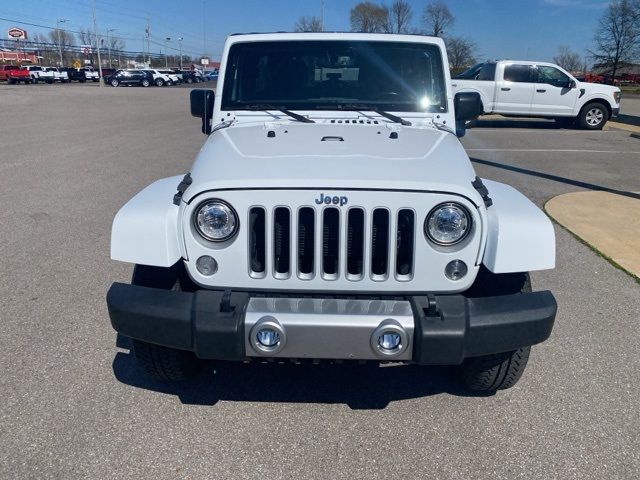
<box><xmin>8</xmin><ymin>27</ymin><xmax>27</xmax><ymax>40</ymax></box>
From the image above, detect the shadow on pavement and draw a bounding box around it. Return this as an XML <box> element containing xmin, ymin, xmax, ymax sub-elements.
<box><xmin>616</xmin><ymin>113</ymin><xmax>640</xmax><ymax>126</ymax></box>
<box><xmin>471</xmin><ymin>157</ymin><xmax>640</xmax><ymax>200</ymax></box>
<box><xmin>112</xmin><ymin>335</ymin><xmax>491</xmax><ymax>409</ymax></box>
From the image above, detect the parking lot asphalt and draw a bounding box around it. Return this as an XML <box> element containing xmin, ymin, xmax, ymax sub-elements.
<box><xmin>1</xmin><ymin>84</ymin><xmax>639</xmax><ymax>480</ymax></box>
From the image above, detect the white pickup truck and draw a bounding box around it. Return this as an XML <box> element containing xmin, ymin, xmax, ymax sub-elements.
<box><xmin>22</xmin><ymin>65</ymin><xmax>55</xmax><ymax>84</ymax></box>
<box><xmin>451</xmin><ymin>60</ymin><xmax>621</xmax><ymax>129</ymax></box>
<box><xmin>43</xmin><ymin>67</ymin><xmax>69</xmax><ymax>83</ymax></box>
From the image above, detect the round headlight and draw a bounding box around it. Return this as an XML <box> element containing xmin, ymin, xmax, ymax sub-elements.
<box><xmin>425</xmin><ymin>203</ymin><xmax>471</xmax><ymax>245</ymax></box>
<box><xmin>194</xmin><ymin>200</ymin><xmax>238</xmax><ymax>242</ymax></box>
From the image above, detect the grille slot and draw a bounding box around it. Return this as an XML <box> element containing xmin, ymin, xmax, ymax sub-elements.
<box><xmin>248</xmin><ymin>207</ymin><xmax>266</xmax><ymax>276</ymax></box>
<box><xmin>396</xmin><ymin>209</ymin><xmax>415</xmax><ymax>279</ymax></box>
<box><xmin>371</xmin><ymin>209</ymin><xmax>390</xmax><ymax>279</ymax></box>
<box><xmin>322</xmin><ymin>208</ymin><xmax>340</xmax><ymax>278</ymax></box>
<box><xmin>297</xmin><ymin>207</ymin><xmax>315</xmax><ymax>277</ymax></box>
<box><xmin>347</xmin><ymin>208</ymin><xmax>365</xmax><ymax>279</ymax></box>
<box><xmin>273</xmin><ymin>207</ymin><xmax>291</xmax><ymax>277</ymax></box>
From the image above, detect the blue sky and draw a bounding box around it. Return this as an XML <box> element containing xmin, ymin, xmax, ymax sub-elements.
<box><xmin>0</xmin><ymin>0</ymin><xmax>609</xmax><ymax>61</ymax></box>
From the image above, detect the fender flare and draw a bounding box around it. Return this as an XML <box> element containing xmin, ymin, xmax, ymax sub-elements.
<box><xmin>111</xmin><ymin>176</ymin><xmax>183</xmax><ymax>267</ymax></box>
<box><xmin>482</xmin><ymin>179</ymin><xmax>555</xmax><ymax>273</ymax></box>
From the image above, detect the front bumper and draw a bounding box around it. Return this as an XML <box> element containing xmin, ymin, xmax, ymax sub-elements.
<box><xmin>612</xmin><ymin>107</ymin><xmax>620</xmax><ymax>118</ymax></box>
<box><xmin>106</xmin><ymin>283</ymin><xmax>557</xmax><ymax>365</ymax></box>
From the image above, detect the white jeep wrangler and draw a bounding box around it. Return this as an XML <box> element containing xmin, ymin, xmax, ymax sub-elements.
<box><xmin>107</xmin><ymin>33</ymin><xmax>557</xmax><ymax>392</ymax></box>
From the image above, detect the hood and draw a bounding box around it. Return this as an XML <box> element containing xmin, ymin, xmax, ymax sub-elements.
<box><xmin>184</xmin><ymin>122</ymin><xmax>481</xmax><ymax>205</ymax></box>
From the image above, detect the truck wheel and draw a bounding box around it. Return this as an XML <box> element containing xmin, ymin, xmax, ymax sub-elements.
<box><xmin>458</xmin><ymin>268</ymin><xmax>533</xmax><ymax>391</ymax></box>
<box><xmin>8</xmin><ymin>78</ymin><xmax>15</xmax><ymax>85</ymax></box>
<box><xmin>141</xmin><ymin>78</ymin><xmax>150</xmax><ymax>87</ymax></box>
<box><xmin>460</xmin><ymin>347</ymin><xmax>531</xmax><ymax>392</ymax></box>
<box><xmin>155</xmin><ymin>78</ymin><xmax>165</xmax><ymax>87</ymax></box>
<box><xmin>578</xmin><ymin>102</ymin><xmax>609</xmax><ymax>130</ymax></box>
<box><xmin>129</xmin><ymin>264</ymin><xmax>202</xmax><ymax>381</ymax></box>
<box><xmin>132</xmin><ymin>340</ymin><xmax>202</xmax><ymax>381</ymax></box>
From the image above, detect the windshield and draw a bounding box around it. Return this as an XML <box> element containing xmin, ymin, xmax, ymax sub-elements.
<box><xmin>221</xmin><ymin>40</ymin><xmax>447</xmax><ymax>113</ymax></box>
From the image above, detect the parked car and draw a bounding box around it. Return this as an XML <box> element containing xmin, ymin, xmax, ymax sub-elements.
<box><xmin>143</xmin><ymin>69</ymin><xmax>174</xmax><ymax>86</ymax></box>
<box><xmin>22</xmin><ymin>65</ymin><xmax>55</xmax><ymax>84</ymax></box>
<box><xmin>43</xmin><ymin>67</ymin><xmax>69</xmax><ymax>83</ymax></box>
<box><xmin>82</xmin><ymin>67</ymin><xmax>100</xmax><ymax>82</ymax></box>
<box><xmin>0</xmin><ymin>65</ymin><xmax>31</xmax><ymax>84</ymax></box>
<box><xmin>107</xmin><ymin>32</ymin><xmax>557</xmax><ymax>393</ymax></box>
<box><xmin>176</xmin><ymin>70</ymin><xmax>201</xmax><ymax>84</ymax></box>
<box><xmin>452</xmin><ymin>60</ymin><xmax>621</xmax><ymax>130</ymax></box>
<box><xmin>97</xmin><ymin>68</ymin><xmax>117</xmax><ymax>78</ymax></box>
<box><xmin>203</xmin><ymin>70</ymin><xmax>218</xmax><ymax>82</ymax></box>
<box><xmin>105</xmin><ymin>69</ymin><xmax>153</xmax><ymax>87</ymax></box>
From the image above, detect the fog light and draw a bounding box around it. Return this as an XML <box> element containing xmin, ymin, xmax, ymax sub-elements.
<box><xmin>445</xmin><ymin>260</ymin><xmax>467</xmax><ymax>281</ymax></box>
<box><xmin>378</xmin><ymin>332</ymin><xmax>401</xmax><ymax>350</ymax></box>
<box><xmin>371</xmin><ymin>320</ymin><xmax>408</xmax><ymax>357</ymax></box>
<box><xmin>256</xmin><ymin>328</ymin><xmax>280</xmax><ymax>348</ymax></box>
<box><xmin>249</xmin><ymin>316</ymin><xmax>286</xmax><ymax>355</ymax></box>
<box><xmin>196</xmin><ymin>255</ymin><xmax>218</xmax><ymax>276</ymax></box>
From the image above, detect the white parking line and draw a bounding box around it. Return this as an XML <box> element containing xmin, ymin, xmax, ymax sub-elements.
<box><xmin>466</xmin><ymin>148</ymin><xmax>640</xmax><ymax>154</ymax></box>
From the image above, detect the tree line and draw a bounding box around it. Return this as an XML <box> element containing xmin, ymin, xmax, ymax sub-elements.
<box><xmin>296</xmin><ymin>0</ymin><xmax>640</xmax><ymax>77</ymax></box>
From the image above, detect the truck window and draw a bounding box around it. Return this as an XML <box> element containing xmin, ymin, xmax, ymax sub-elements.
<box><xmin>477</xmin><ymin>63</ymin><xmax>496</xmax><ymax>81</ymax></box>
<box><xmin>536</xmin><ymin>66</ymin><xmax>570</xmax><ymax>87</ymax></box>
<box><xmin>503</xmin><ymin>65</ymin><xmax>533</xmax><ymax>83</ymax></box>
<box><xmin>453</xmin><ymin>63</ymin><xmax>484</xmax><ymax>80</ymax></box>
<box><xmin>222</xmin><ymin>40</ymin><xmax>448</xmax><ymax>113</ymax></box>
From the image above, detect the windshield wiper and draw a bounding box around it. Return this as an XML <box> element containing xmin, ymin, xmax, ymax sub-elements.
<box><xmin>336</xmin><ymin>104</ymin><xmax>412</xmax><ymax>126</ymax></box>
<box><xmin>243</xmin><ymin>104</ymin><xmax>315</xmax><ymax>123</ymax></box>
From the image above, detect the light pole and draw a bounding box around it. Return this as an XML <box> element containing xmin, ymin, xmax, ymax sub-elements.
<box><xmin>56</xmin><ymin>18</ymin><xmax>68</xmax><ymax>66</ymax></box>
<box><xmin>178</xmin><ymin>37</ymin><xmax>183</xmax><ymax>70</ymax></box>
<box><xmin>165</xmin><ymin>37</ymin><xmax>171</xmax><ymax>68</ymax></box>
<box><xmin>107</xmin><ymin>28</ymin><xmax>115</xmax><ymax>68</ymax></box>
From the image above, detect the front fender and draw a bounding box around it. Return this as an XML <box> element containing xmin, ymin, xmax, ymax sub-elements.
<box><xmin>482</xmin><ymin>180</ymin><xmax>555</xmax><ymax>273</ymax></box>
<box><xmin>111</xmin><ymin>176</ymin><xmax>183</xmax><ymax>267</ymax></box>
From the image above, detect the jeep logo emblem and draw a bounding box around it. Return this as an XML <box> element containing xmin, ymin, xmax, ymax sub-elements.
<box><xmin>315</xmin><ymin>193</ymin><xmax>348</xmax><ymax>206</ymax></box>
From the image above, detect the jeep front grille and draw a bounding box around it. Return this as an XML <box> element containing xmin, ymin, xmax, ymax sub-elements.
<box><xmin>248</xmin><ymin>206</ymin><xmax>416</xmax><ymax>282</ymax></box>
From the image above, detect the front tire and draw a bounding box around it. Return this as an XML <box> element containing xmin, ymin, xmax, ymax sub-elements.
<box><xmin>155</xmin><ymin>78</ymin><xmax>165</xmax><ymax>87</ymax></box>
<box><xmin>458</xmin><ymin>269</ymin><xmax>533</xmax><ymax>392</ymax></box>
<box><xmin>132</xmin><ymin>340</ymin><xmax>202</xmax><ymax>381</ymax></box>
<box><xmin>129</xmin><ymin>264</ymin><xmax>203</xmax><ymax>381</ymax></box>
<box><xmin>110</xmin><ymin>79</ymin><xmax>119</xmax><ymax>87</ymax></box>
<box><xmin>141</xmin><ymin>78</ymin><xmax>150</xmax><ymax>87</ymax></box>
<box><xmin>460</xmin><ymin>347</ymin><xmax>531</xmax><ymax>392</ymax></box>
<box><xmin>578</xmin><ymin>102</ymin><xmax>609</xmax><ymax>130</ymax></box>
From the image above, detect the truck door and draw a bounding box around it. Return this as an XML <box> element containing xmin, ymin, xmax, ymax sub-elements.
<box><xmin>495</xmin><ymin>64</ymin><xmax>535</xmax><ymax>114</ymax></box>
<box><xmin>530</xmin><ymin>65</ymin><xmax>579</xmax><ymax>116</ymax></box>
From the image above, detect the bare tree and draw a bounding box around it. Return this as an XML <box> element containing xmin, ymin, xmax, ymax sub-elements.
<box><xmin>553</xmin><ymin>45</ymin><xmax>582</xmax><ymax>72</ymax></box>
<box><xmin>295</xmin><ymin>16</ymin><xmax>323</xmax><ymax>32</ymax></box>
<box><xmin>350</xmin><ymin>1</ymin><xmax>389</xmax><ymax>33</ymax></box>
<box><xmin>423</xmin><ymin>0</ymin><xmax>454</xmax><ymax>37</ymax></box>
<box><xmin>589</xmin><ymin>0</ymin><xmax>640</xmax><ymax>79</ymax></box>
<box><xmin>389</xmin><ymin>0</ymin><xmax>413</xmax><ymax>33</ymax></box>
<box><xmin>446</xmin><ymin>37</ymin><xmax>477</xmax><ymax>71</ymax></box>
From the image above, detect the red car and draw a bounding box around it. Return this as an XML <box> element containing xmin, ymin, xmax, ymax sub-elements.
<box><xmin>0</xmin><ymin>65</ymin><xmax>31</xmax><ymax>84</ymax></box>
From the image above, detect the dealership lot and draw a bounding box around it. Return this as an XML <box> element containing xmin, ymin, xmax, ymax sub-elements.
<box><xmin>1</xmin><ymin>85</ymin><xmax>638</xmax><ymax>479</ymax></box>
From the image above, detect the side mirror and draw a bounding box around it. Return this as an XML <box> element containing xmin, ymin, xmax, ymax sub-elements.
<box><xmin>190</xmin><ymin>89</ymin><xmax>215</xmax><ymax>135</ymax></box>
<box><xmin>567</xmin><ymin>80</ymin><xmax>577</xmax><ymax>89</ymax></box>
<box><xmin>454</xmin><ymin>92</ymin><xmax>482</xmax><ymax>137</ymax></box>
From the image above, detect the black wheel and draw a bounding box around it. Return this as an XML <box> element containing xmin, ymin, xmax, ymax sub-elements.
<box><xmin>110</xmin><ymin>78</ymin><xmax>119</xmax><ymax>87</ymax></box>
<box><xmin>155</xmin><ymin>78</ymin><xmax>165</xmax><ymax>87</ymax></box>
<box><xmin>578</xmin><ymin>102</ymin><xmax>609</xmax><ymax>130</ymax></box>
<box><xmin>460</xmin><ymin>347</ymin><xmax>531</xmax><ymax>392</ymax></box>
<box><xmin>132</xmin><ymin>339</ymin><xmax>202</xmax><ymax>381</ymax></box>
<box><xmin>129</xmin><ymin>264</ymin><xmax>202</xmax><ymax>381</ymax></box>
<box><xmin>8</xmin><ymin>78</ymin><xmax>15</xmax><ymax>85</ymax></box>
<box><xmin>458</xmin><ymin>268</ymin><xmax>533</xmax><ymax>392</ymax></box>
<box><xmin>141</xmin><ymin>78</ymin><xmax>150</xmax><ymax>87</ymax></box>
<box><xmin>186</xmin><ymin>77</ymin><xmax>193</xmax><ymax>84</ymax></box>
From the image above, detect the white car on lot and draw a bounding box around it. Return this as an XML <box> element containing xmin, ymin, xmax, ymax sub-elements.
<box><xmin>81</xmin><ymin>67</ymin><xmax>100</xmax><ymax>82</ymax></box>
<box><xmin>43</xmin><ymin>67</ymin><xmax>69</xmax><ymax>83</ymax></box>
<box><xmin>22</xmin><ymin>65</ymin><xmax>55</xmax><ymax>84</ymax></box>
<box><xmin>107</xmin><ymin>33</ymin><xmax>557</xmax><ymax>393</ymax></box>
<box><xmin>145</xmin><ymin>69</ymin><xmax>174</xmax><ymax>86</ymax></box>
<box><xmin>452</xmin><ymin>60</ymin><xmax>622</xmax><ymax>129</ymax></box>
